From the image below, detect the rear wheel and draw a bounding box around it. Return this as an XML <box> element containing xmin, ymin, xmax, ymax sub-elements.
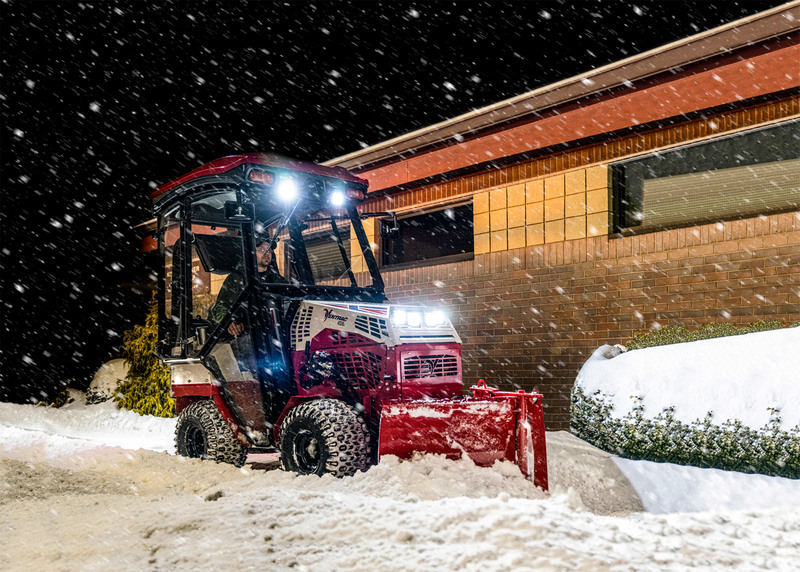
<box><xmin>279</xmin><ymin>399</ymin><xmax>371</xmax><ymax>477</ymax></box>
<box><xmin>175</xmin><ymin>400</ymin><xmax>247</xmax><ymax>467</ymax></box>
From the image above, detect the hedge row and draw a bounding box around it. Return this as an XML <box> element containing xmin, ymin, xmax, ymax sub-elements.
<box><xmin>570</xmin><ymin>386</ymin><xmax>800</xmax><ymax>479</ymax></box>
<box><xmin>626</xmin><ymin>320</ymin><xmax>798</xmax><ymax>350</ymax></box>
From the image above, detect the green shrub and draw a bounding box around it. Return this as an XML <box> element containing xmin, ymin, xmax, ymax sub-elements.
<box><xmin>571</xmin><ymin>387</ymin><xmax>800</xmax><ymax>478</ymax></box>
<box><xmin>115</xmin><ymin>294</ymin><xmax>174</xmax><ymax>418</ymax></box>
<box><xmin>626</xmin><ymin>320</ymin><xmax>796</xmax><ymax>350</ymax></box>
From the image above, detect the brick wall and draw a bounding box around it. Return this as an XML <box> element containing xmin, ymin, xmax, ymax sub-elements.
<box><xmin>381</xmin><ymin>212</ymin><xmax>800</xmax><ymax>430</ymax></box>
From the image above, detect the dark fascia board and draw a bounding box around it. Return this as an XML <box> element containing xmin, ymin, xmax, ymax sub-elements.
<box><xmin>324</xmin><ymin>2</ymin><xmax>800</xmax><ymax>171</ymax></box>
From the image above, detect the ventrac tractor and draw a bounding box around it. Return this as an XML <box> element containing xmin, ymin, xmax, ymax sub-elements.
<box><xmin>151</xmin><ymin>153</ymin><xmax>547</xmax><ymax>489</ymax></box>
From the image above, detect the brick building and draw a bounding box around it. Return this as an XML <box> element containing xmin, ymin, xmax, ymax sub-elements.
<box><xmin>321</xmin><ymin>4</ymin><xmax>800</xmax><ymax>428</ymax></box>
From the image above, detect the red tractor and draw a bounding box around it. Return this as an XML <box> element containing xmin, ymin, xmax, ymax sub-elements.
<box><xmin>152</xmin><ymin>153</ymin><xmax>547</xmax><ymax>489</ymax></box>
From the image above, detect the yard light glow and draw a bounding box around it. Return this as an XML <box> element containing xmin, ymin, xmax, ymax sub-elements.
<box><xmin>277</xmin><ymin>178</ymin><xmax>299</xmax><ymax>202</ymax></box>
<box><xmin>424</xmin><ymin>310</ymin><xmax>446</xmax><ymax>327</ymax></box>
<box><xmin>330</xmin><ymin>190</ymin><xmax>346</xmax><ymax>206</ymax></box>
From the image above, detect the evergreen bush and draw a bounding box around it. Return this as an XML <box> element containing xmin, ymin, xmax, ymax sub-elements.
<box><xmin>626</xmin><ymin>320</ymin><xmax>796</xmax><ymax>350</ymax></box>
<box><xmin>571</xmin><ymin>386</ymin><xmax>800</xmax><ymax>479</ymax></box>
<box><xmin>115</xmin><ymin>295</ymin><xmax>174</xmax><ymax>417</ymax></box>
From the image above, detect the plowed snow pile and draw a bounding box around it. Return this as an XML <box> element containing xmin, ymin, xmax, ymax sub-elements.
<box><xmin>2</xmin><ymin>395</ymin><xmax>799</xmax><ymax>571</ymax></box>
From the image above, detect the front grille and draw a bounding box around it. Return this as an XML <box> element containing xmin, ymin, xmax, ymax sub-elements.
<box><xmin>332</xmin><ymin>351</ymin><xmax>383</xmax><ymax>390</ymax></box>
<box><xmin>402</xmin><ymin>354</ymin><xmax>459</xmax><ymax>381</ymax></box>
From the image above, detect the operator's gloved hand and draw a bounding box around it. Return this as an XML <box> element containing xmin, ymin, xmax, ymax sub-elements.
<box><xmin>227</xmin><ymin>321</ymin><xmax>244</xmax><ymax>337</ymax></box>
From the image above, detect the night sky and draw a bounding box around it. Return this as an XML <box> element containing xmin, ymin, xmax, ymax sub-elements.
<box><xmin>0</xmin><ymin>1</ymin><xmax>787</xmax><ymax>402</ymax></box>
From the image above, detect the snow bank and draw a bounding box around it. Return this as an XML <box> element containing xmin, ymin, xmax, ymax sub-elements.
<box><xmin>0</xmin><ymin>396</ymin><xmax>175</xmax><ymax>465</ymax></box>
<box><xmin>3</xmin><ymin>443</ymin><xmax>800</xmax><ymax>571</ymax></box>
<box><xmin>614</xmin><ymin>457</ymin><xmax>800</xmax><ymax>514</ymax></box>
<box><xmin>576</xmin><ymin>327</ymin><xmax>800</xmax><ymax>431</ymax></box>
<box><xmin>3</xmin><ymin>396</ymin><xmax>800</xmax><ymax>570</ymax></box>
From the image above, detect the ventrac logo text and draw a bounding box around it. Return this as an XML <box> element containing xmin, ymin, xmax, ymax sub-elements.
<box><xmin>323</xmin><ymin>309</ymin><xmax>349</xmax><ymax>325</ymax></box>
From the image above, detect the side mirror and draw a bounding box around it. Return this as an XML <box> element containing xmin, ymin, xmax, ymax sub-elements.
<box><xmin>224</xmin><ymin>201</ymin><xmax>255</xmax><ymax>222</ymax></box>
<box><xmin>380</xmin><ymin>221</ymin><xmax>399</xmax><ymax>240</ymax></box>
<box><xmin>379</xmin><ymin>213</ymin><xmax>400</xmax><ymax>240</ymax></box>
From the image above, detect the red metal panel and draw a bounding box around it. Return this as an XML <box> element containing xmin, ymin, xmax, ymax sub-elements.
<box><xmin>515</xmin><ymin>394</ymin><xmax>548</xmax><ymax>491</ymax></box>
<box><xmin>171</xmin><ymin>382</ymin><xmax>219</xmax><ymax>398</ymax></box>
<box><xmin>378</xmin><ymin>399</ymin><xmax>517</xmax><ymax>467</ymax></box>
<box><xmin>360</xmin><ymin>43</ymin><xmax>800</xmax><ymax>192</ymax></box>
<box><xmin>469</xmin><ymin>381</ymin><xmax>548</xmax><ymax>489</ymax></box>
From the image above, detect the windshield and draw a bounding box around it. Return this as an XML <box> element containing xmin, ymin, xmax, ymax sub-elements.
<box><xmin>185</xmin><ymin>187</ymin><xmax>382</xmax><ymax>293</ymax></box>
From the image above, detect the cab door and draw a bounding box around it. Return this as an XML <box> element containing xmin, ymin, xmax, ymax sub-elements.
<box><xmin>176</xmin><ymin>193</ymin><xmax>272</xmax><ymax>445</ymax></box>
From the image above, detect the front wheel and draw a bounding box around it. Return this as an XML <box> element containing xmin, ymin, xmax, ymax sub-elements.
<box><xmin>175</xmin><ymin>400</ymin><xmax>247</xmax><ymax>467</ymax></box>
<box><xmin>279</xmin><ymin>399</ymin><xmax>371</xmax><ymax>477</ymax></box>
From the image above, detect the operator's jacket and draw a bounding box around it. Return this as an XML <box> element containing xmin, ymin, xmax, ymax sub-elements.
<box><xmin>209</xmin><ymin>267</ymin><xmax>288</xmax><ymax>326</ymax></box>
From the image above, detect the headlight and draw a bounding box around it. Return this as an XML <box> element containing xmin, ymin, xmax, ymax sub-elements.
<box><xmin>391</xmin><ymin>309</ymin><xmax>407</xmax><ymax>325</ymax></box>
<box><xmin>330</xmin><ymin>190</ymin><xmax>346</xmax><ymax>206</ymax></box>
<box><xmin>392</xmin><ymin>308</ymin><xmax>446</xmax><ymax>328</ymax></box>
<box><xmin>277</xmin><ymin>178</ymin><xmax>298</xmax><ymax>202</ymax></box>
<box><xmin>424</xmin><ymin>310</ymin><xmax>445</xmax><ymax>327</ymax></box>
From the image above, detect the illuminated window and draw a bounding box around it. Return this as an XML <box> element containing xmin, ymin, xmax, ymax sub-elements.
<box><xmin>613</xmin><ymin>120</ymin><xmax>799</xmax><ymax>232</ymax></box>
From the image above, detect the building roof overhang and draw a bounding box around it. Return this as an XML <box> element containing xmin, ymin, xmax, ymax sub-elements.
<box><xmin>324</xmin><ymin>2</ymin><xmax>800</xmax><ymax>191</ymax></box>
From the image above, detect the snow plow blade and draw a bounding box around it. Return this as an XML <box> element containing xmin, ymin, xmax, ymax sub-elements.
<box><xmin>378</xmin><ymin>381</ymin><xmax>548</xmax><ymax>490</ymax></box>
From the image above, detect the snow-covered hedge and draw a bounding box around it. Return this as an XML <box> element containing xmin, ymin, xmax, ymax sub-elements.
<box><xmin>571</xmin><ymin>328</ymin><xmax>800</xmax><ymax>479</ymax></box>
<box><xmin>625</xmin><ymin>319</ymin><xmax>797</xmax><ymax>350</ymax></box>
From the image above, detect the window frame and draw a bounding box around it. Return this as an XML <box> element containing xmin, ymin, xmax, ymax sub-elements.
<box><xmin>381</xmin><ymin>201</ymin><xmax>475</xmax><ymax>270</ymax></box>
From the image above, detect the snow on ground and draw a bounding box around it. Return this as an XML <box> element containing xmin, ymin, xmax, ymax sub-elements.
<box><xmin>2</xmin><ymin>395</ymin><xmax>799</xmax><ymax>570</ymax></box>
<box><xmin>576</xmin><ymin>327</ymin><xmax>800</xmax><ymax>431</ymax></box>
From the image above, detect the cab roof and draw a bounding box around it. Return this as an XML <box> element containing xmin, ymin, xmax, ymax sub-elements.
<box><xmin>151</xmin><ymin>152</ymin><xmax>369</xmax><ymax>201</ymax></box>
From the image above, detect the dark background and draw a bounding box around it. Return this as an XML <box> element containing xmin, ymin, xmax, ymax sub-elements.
<box><xmin>0</xmin><ymin>1</ymin><xmax>786</xmax><ymax>402</ymax></box>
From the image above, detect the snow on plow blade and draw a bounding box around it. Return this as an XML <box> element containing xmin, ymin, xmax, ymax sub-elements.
<box><xmin>378</xmin><ymin>381</ymin><xmax>548</xmax><ymax>490</ymax></box>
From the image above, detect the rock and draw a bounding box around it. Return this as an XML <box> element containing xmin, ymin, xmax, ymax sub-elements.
<box><xmin>87</xmin><ymin>359</ymin><xmax>129</xmax><ymax>403</ymax></box>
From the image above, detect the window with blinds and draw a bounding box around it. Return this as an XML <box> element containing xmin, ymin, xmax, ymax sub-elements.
<box><xmin>613</xmin><ymin>120</ymin><xmax>800</xmax><ymax>232</ymax></box>
<box><xmin>305</xmin><ymin>232</ymin><xmax>350</xmax><ymax>282</ymax></box>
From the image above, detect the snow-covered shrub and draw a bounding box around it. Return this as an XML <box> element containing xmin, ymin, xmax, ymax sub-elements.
<box><xmin>571</xmin><ymin>387</ymin><xmax>800</xmax><ymax>478</ymax></box>
<box><xmin>626</xmin><ymin>320</ymin><xmax>795</xmax><ymax>350</ymax></box>
<box><xmin>115</xmin><ymin>295</ymin><xmax>174</xmax><ymax>418</ymax></box>
<box><xmin>572</xmin><ymin>327</ymin><xmax>800</xmax><ymax>479</ymax></box>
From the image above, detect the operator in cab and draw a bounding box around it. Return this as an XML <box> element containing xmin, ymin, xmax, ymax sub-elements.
<box><xmin>209</xmin><ymin>235</ymin><xmax>287</xmax><ymax>336</ymax></box>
